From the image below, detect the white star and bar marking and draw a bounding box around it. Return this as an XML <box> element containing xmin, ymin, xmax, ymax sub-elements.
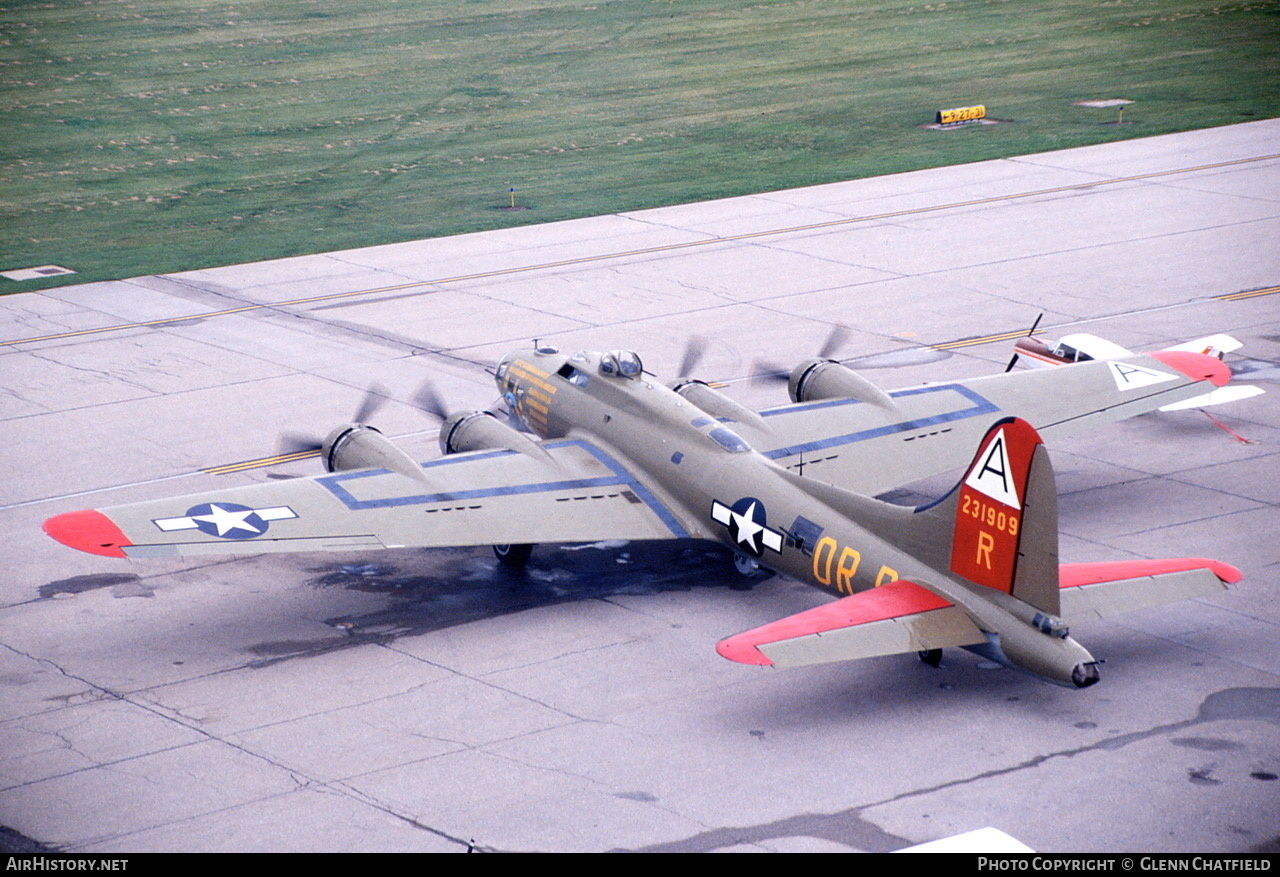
<box><xmin>711</xmin><ymin>499</ymin><xmax>783</xmax><ymax>557</ymax></box>
<box><xmin>154</xmin><ymin>503</ymin><xmax>297</xmax><ymax>537</ymax></box>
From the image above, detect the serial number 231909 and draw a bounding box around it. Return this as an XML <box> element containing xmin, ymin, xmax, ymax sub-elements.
<box><xmin>961</xmin><ymin>493</ymin><xmax>1019</xmax><ymax>535</ymax></box>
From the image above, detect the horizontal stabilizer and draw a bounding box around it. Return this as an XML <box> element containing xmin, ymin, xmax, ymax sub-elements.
<box><xmin>716</xmin><ymin>580</ymin><xmax>986</xmax><ymax>669</ymax></box>
<box><xmin>1158</xmin><ymin>384</ymin><xmax>1265</xmax><ymax>412</ymax></box>
<box><xmin>1059</xmin><ymin>558</ymin><xmax>1240</xmax><ymax>621</ymax></box>
<box><xmin>1163</xmin><ymin>334</ymin><xmax>1244</xmax><ymax>356</ymax></box>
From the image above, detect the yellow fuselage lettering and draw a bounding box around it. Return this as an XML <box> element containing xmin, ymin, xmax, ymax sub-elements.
<box><xmin>836</xmin><ymin>547</ymin><xmax>861</xmax><ymax>594</ymax></box>
<box><xmin>811</xmin><ymin>536</ymin><xmax>898</xmax><ymax>595</ymax></box>
<box><xmin>874</xmin><ymin>566</ymin><xmax>898</xmax><ymax>587</ymax></box>
<box><xmin>813</xmin><ymin>536</ymin><xmax>837</xmax><ymax>586</ymax></box>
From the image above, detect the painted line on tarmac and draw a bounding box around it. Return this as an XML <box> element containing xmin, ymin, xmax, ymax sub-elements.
<box><xmin>1216</xmin><ymin>284</ymin><xmax>1280</xmax><ymax>302</ymax></box>
<box><xmin>931</xmin><ymin>328</ymin><xmax>1045</xmax><ymax>351</ymax></box>
<box><xmin>5</xmin><ymin>152</ymin><xmax>1277</xmax><ymax>350</ymax></box>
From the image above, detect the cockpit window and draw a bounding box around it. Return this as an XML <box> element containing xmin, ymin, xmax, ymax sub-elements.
<box><xmin>599</xmin><ymin>349</ymin><xmax>644</xmax><ymax>379</ymax></box>
<box><xmin>1054</xmin><ymin>343</ymin><xmax>1092</xmax><ymax>363</ymax></box>
<box><xmin>707</xmin><ymin>426</ymin><xmax>751</xmax><ymax>453</ymax></box>
<box><xmin>615</xmin><ymin>350</ymin><xmax>642</xmax><ymax>377</ymax></box>
<box><xmin>557</xmin><ymin>362</ymin><xmax>589</xmax><ymax>387</ymax></box>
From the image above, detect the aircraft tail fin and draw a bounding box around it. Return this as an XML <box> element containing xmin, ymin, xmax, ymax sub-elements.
<box><xmin>941</xmin><ymin>416</ymin><xmax>1060</xmax><ymax>615</ymax></box>
<box><xmin>775</xmin><ymin>416</ymin><xmax>1061</xmax><ymax>615</ymax></box>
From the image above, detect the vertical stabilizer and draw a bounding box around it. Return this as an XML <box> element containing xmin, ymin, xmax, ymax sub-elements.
<box><xmin>948</xmin><ymin>417</ymin><xmax>1060</xmax><ymax>615</ymax></box>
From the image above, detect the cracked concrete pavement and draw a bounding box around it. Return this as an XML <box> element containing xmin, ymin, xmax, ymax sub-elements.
<box><xmin>1</xmin><ymin>120</ymin><xmax>1278</xmax><ymax>852</ymax></box>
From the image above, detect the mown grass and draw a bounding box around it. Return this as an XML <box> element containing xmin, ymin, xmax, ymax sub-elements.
<box><xmin>2</xmin><ymin>0</ymin><xmax>1278</xmax><ymax>290</ymax></box>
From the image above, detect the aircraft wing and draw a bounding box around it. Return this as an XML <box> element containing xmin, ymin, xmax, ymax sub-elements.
<box><xmin>1058</xmin><ymin>558</ymin><xmax>1240</xmax><ymax>620</ymax></box>
<box><xmin>44</xmin><ymin>438</ymin><xmax>699</xmax><ymax>558</ymax></box>
<box><xmin>743</xmin><ymin>351</ymin><xmax>1230</xmax><ymax>496</ymax></box>
<box><xmin>716</xmin><ymin>580</ymin><xmax>987</xmax><ymax>668</ymax></box>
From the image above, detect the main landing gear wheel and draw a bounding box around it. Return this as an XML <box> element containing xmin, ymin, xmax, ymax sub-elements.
<box><xmin>493</xmin><ymin>543</ymin><xmax>533</xmax><ymax>568</ymax></box>
<box><xmin>918</xmin><ymin>649</ymin><xmax>943</xmax><ymax>668</ymax></box>
<box><xmin>733</xmin><ymin>551</ymin><xmax>770</xmax><ymax>579</ymax></box>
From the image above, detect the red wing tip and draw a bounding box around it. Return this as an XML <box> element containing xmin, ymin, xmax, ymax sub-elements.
<box><xmin>716</xmin><ymin>637</ymin><xmax>774</xmax><ymax>666</ymax></box>
<box><xmin>43</xmin><ymin>510</ymin><xmax>132</xmax><ymax>558</ymax></box>
<box><xmin>1150</xmin><ymin>350</ymin><xmax>1232</xmax><ymax>387</ymax></box>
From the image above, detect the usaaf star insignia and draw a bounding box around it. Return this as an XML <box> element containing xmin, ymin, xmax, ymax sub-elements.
<box><xmin>153</xmin><ymin>503</ymin><xmax>297</xmax><ymax>540</ymax></box>
<box><xmin>711</xmin><ymin>497</ymin><xmax>784</xmax><ymax>558</ymax></box>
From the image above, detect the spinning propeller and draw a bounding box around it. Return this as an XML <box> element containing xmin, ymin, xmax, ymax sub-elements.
<box><xmin>277</xmin><ymin>383</ymin><xmax>395</xmax><ymax>458</ymax></box>
<box><xmin>676</xmin><ymin>336</ymin><xmax>709</xmax><ymax>379</ymax></box>
<box><xmin>752</xmin><ymin>324</ymin><xmax>850</xmax><ymax>384</ymax></box>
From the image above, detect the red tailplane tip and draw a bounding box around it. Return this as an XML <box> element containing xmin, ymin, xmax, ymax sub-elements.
<box><xmin>716</xmin><ymin>638</ymin><xmax>774</xmax><ymax>666</ymax></box>
<box><xmin>43</xmin><ymin>510</ymin><xmax>132</xmax><ymax>558</ymax></box>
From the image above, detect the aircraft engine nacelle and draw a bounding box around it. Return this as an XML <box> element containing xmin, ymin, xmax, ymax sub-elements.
<box><xmin>788</xmin><ymin>359</ymin><xmax>896</xmax><ymax>410</ymax></box>
<box><xmin>439</xmin><ymin>411</ymin><xmax>554</xmax><ymax>464</ymax></box>
<box><xmin>322</xmin><ymin>424</ymin><xmax>425</xmax><ymax>482</ymax></box>
<box><xmin>669</xmin><ymin>379</ymin><xmax>767</xmax><ymax>432</ymax></box>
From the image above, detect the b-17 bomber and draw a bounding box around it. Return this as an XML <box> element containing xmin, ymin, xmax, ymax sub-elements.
<box><xmin>45</xmin><ymin>338</ymin><xmax>1251</xmax><ymax>689</ymax></box>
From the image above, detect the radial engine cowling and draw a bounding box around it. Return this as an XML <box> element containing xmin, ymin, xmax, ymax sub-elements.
<box><xmin>669</xmin><ymin>379</ymin><xmax>767</xmax><ymax>432</ymax></box>
<box><xmin>322</xmin><ymin>424</ymin><xmax>426</xmax><ymax>482</ymax></box>
<box><xmin>788</xmin><ymin>358</ymin><xmax>896</xmax><ymax>410</ymax></box>
<box><xmin>439</xmin><ymin>411</ymin><xmax>554</xmax><ymax>464</ymax></box>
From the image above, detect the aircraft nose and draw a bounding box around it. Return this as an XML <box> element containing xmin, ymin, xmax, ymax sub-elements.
<box><xmin>43</xmin><ymin>510</ymin><xmax>132</xmax><ymax>558</ymax></box>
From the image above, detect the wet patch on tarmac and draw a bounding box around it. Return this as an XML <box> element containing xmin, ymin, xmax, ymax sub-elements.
<box><xmin>643</xmin><ymin>687</ymin><xmax>1280</xmax><ymax>852</ymax></box>
<box><xmin>1171</xmin><ymin>736</ymin><xmax>1244</xmax><ymax>752</ymax></box>
<box><xmin>1196</xmin><ymin>687</ymin><xmax>1280</xmax><ymax>724</ymax></box>
<box><xmin>243</xmin><ymin>541</ymin><xmax>742</xmax><ymax>666</ymax></box>
<box><xmin>1188</xmin><ymin>766</ymin><xmax>1222</xmax><ymax>786</ymax></box>
<box><xmin>0</xmin><ymin>825</ymin><xmax>57</xmax><ymax>853</ymax></box>
<box><xmin>624</xmin><ymin>806</ymin><xmax>913</xmax><ymax>853</ymax></box>
<box><xmin>38</xmin><ymin>573</ymin><xmax>142</xmax><ymax>599</ymax></box>
<box><xmin>615</xmin><ymin>791</ymin><xmax>659</xmax><ymax>803</ymax></box>
<box><xmin>1230</xmin><ymin>357</ymin><xmax>1280</xmax><ymax>382</ymax></box>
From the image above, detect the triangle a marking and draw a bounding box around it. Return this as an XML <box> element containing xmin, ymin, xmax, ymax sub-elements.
<box><xmin>1109</xmin><ymin>360</ymin><xmax>1177</xmax><ymax>392</ymax></box>
<box><xmin>964</xmin><ymin>429</ymin><xmax>1020</xmax><ymax>508</ymax></box>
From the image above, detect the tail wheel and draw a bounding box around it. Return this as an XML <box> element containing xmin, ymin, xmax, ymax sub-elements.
<box><xmin>918</xmin><ymin>649</ymin><xmax>943</xmax><ymax>668</ymax></box>
<box><xmin>493</xmin><ymin>543</ymin><xmax>533</xmax><ymax>568</ymax></box>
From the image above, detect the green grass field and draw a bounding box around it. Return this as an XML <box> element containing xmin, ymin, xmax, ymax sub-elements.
<box><xmin>3</xmin><ymin>0</ymin><xmax>1278</xmax><ymax>290</ymax></box>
